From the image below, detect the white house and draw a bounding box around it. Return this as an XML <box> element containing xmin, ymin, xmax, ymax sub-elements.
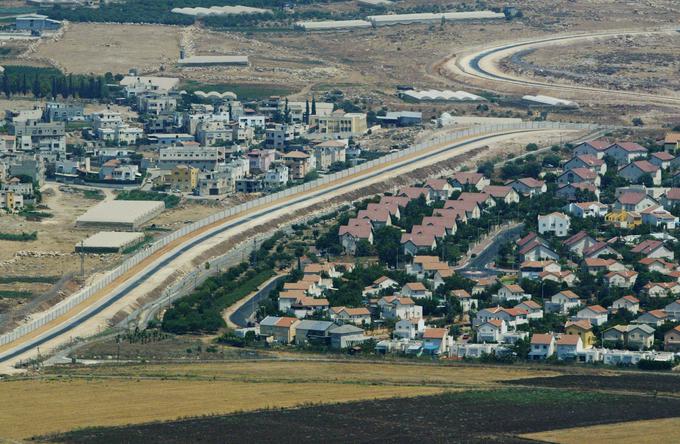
<box><xmin>567</xmin><ymin>202</ymin><xmax>609</xmax><ymax>219</ymax></box>
<box><xmin>494</xmin><ymin>283</ymin><xmax>531</xmax><ymax>303</ymax></box>
<box><xmin>401</xmin><ymin>282</ymin><xmax>432</xmax><ymax>299</ymax></box>
<box><xmin>605</xmin><ymin>142</ymin><xmax>648</xmax><ymax>165</ymax></box>
<box><xmin>555</xmin><ymin>334</ymin><xmax>584</xmax><ymax>360</ymax></box>
<box><xmin>477</xmin><ymin>319</ymin><xmax>507</xmax><ymax>343</ymax></box>
<box><xmin>573</xmin><ymin>140</ymin><xmax>610</xmax><ymax>159</ymax></box>
<box><xmin>563</xmin><ymin>231</ymin><xmax>597</xmax><ymax>256</ymax></box>
<box><xmin>378</xmin><ymin>296</ymin><xmax>422</xmax><ymax>320</ymax></box>
<box><xmin>575</xmin><ymin>305</ymin><xmax>608</xmax><ymax>326</ymax></box>
<box><xmin>611</xmin><ymin>295</ymin><xmax>640</xmax><ymax>314</ymax></box>
<box><xmin>394</xmin><ymin>317</ymin><xmax>425</xmax><ymax>339</ymax></box>
<box><xmin>618</xmin><ymin>160</ymin><xmax>661</xmax><ymax>186</ymax></box>
<box><xmin>516</xmin><ymin>300</ymin><xmax>543</xmax><ymax>319</ymax></box>
<box><xmin>529</xmin><ymin>333</ymin><xmax>555</xmax><ymax>360</ymax></box>
<box><xmin>538</xmin><ymin>212</ymin><xmax>571</xmax><ymax>237</ymax></box>
<box><xmin>548</xmin><ymin>290</ymin><xmax>582</xmax><ymax>314</ymax></box>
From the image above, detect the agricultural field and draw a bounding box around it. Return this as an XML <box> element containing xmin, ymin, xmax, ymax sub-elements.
<box><xmin>35</xmin><ymin>387</ymin><xmax>680</xmax><ymax>443</ymax></box>
<box><xmin>0</xmin><ymin>360</ymin><xmax>556</xmax><ymax>440</ymax></box>
<box><xmin>521</xmin><ymin>418</ymin><xmax>680</xmax><ymax>444</ymax></box>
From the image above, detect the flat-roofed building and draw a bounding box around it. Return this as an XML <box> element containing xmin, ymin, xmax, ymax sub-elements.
<box><xmin>75</xmin><ymin>231</ymin><xmax>145</xmax><ymax>253</ymax></box>
<box><xmin>76</xmin><ymin>200</ymin><xmax>165</xmax><ymax>230</ymax></box>
<box><xmin>309</xmin><ymin>111</ymin><xmax>367</xmax><ymax>138</ymax></box>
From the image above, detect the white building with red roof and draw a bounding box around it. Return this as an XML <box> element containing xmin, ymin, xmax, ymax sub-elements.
<box><xmin>529</xmin><ymin>333</ymin><xmax>555</xmax><ymax>360</ymax></box>
<box><xmin>424</xmin><ymin>178</ymin><xmax>454</xmax><ymax>200</ymax></box>
<box><xmin>573</xmin><ymin>140</ymin><xmax>610</xmax><ymax>159</ymax></box>
<box><xmin>614</xmin><ymin>191</ymin><xmax>658</xmax><ymax>212</ymax></box>
<box><xmin>618</xmin><ymin>160</ymin><xmax>661</xmax><ymax>186</ymax></box>
<box><xmin>450</xmin><ymin>172</ymin><xmax>489</xmax><ymax>191</ymax></box>
<box><xmin>564</xmin><ymin>154</ymin><xmax>607</xmax><ymax>175</ymax></box>
<box><xmin>649</xmin><ymin>151</ymin><xmax>675</xmax><ymax>170</ymax></box>
<box><xmin>510</xmin><ymin>177</ymin><xmax>547</xmax><ymax>197</ymax></box>
<box><xmin>605</xmin><ymin>142</ymin><xmax>648</xmax><ymax>165</ymax></box>
<box><xmin>575</xmin><ymin>305</ymin><xmax>608</xmax><ymax>326</ymax></box>
<box><xmin>557</xmin><ymin>167</ymin><xmax>600</xmax><ymax>187</ymax></box>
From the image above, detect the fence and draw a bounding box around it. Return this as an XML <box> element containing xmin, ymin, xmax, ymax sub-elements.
<box><xmin>0</xmin><ymin>121</ymin><xmax>598</xmax><ymax>349</ymax></box>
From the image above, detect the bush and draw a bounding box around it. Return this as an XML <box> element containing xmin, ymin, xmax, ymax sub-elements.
<box><xmin>525</xmin><ymin>143</ymin><xmax>539</xmax><ymax>152</ymax></box>
<box><xmin>0</xmin><ymin>231</ymin><xmax>37</xmax><ymax>241</ymax></box>
<box><xmin>637</xmin><ymin>359</ymin><xmax>673</xmax><ymax>371</ymax></box>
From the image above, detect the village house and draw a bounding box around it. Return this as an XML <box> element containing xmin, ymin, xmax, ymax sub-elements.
<box><xmin>493</xmin><ymin>283</ymin><xmax>531</xmax><ymax>303</ymax></box>
<box><xmin>443</xmin><ymin>199</ymin><xmax>481</xmax><ymax>219</ymax></box>
<box><xmin>575</xmin><ymin>305</ymin><xmax>608</xmax><ymax>326</ymax></box>
<box><xmin>458</xmin><ymin>192</ymin><xmax>496</xmax><ymax>208</ymax></box>
<box><xmin>520</xmin><ymin>261</ymin><xmax>561</xmax><ymax>280</ymax></box>
<box><xmin>474</xmin><ymin>306</ymin><xmax>528</xmax><ymax>329</ymax></box>
<box><xmin>566</xmin><ymin>201</ymin><xmax>609</xmax><ymax>219</ymax></box>
<box><xmin>664</xmin><ymin>300</ymin><xmax>680</xmax><ymax>321</ymax></box>
<box><xmin>639</xmin><ymin>257</ymin><xmax>676</xmax><ymax>274</ymax></box>
<box><xmin>432</xmin><ymin>268</ymin><xmax>454</xmax><ymax>289</ymax></box>
<box><xmin>424</xmin><ymin>178</ymin><xmax>454</xmax><ymax>200</ymax></box>
<box><xmin>643</xmin><ymin>282</ymin><xmax>680</xmax><ymax>298</ymax></box>
<box><xmin>378</xmin><ymin>296</ymin><xmax>422</xmax><ymax>320</ymax></box>
<box><xmin>556</xmin><ymin>335</ymin><xmax>584</xmax><ymax>360</ymax></box>
<box><xmin>401</xmin><ymin>282</ymin><xmax>432</xmax><ymax>299</ymax></box>
<box><xmin>401</xmin><ymin>232</ymin><xmax>437</xmax><ymax>256</ymax></box>
<box><xmin>259</xmin><ymin>316</ymin><xmax>300</xmax><ymax>344</ymax></box>
<box><xmin>367</xmin><ymin>202</ymin><xmax>401</xmax><ymax>220</ymax></box>
<box><xmin>556</xmin><ymin>182</ymin><xmax>600</xmax><ymax>202</ymax></box>
<box><xmin>564</xmin><ymin>231</ymin><xmax>597</xmax><ymax>256</ymax></box>
<box><xmin>483</xmin><ymin>185</ymin><xmax>520</xmax><ymax>204</ymax></box>
<box><xmin>398</xmin><ymin>186</ymin><xmax>433</xmax><ymax>203</ymax></box>
<box><xmin>611</xmin><ymin>295</ymin><xmax>640</xmax><ymax>314</ymax></box>
<box><xmin>640</xmin><ymin>206</ymin><xmax>678</xmax><ymax>230</ymax></box>
<box><xmin>573</xmin><ymin>140</ymin><xmax>610</xmax><ymax>159</ymax></box>
<box><xmin>328</xmin><ymin>324</ymin><xmax>367</xmax><ymax>349</ymax></box>
<box><xmin>663</xmin><ymin>132</ymin><xmax>680</xmax><ymax>153</ymax></box>
<box><xmin>605</xmin><ymin>270</ymin><xmax>638</xmax><ymax>288</ymax></box>
<box><xmin>510</xmin><ymin>177</ymin><xmax>547</xmax><ymax>197</ymax></box>
<box><xmin>421</xmin><ymin>216</ymin><xmax>457</xmax><ymax>236</ymax></box>
<box><xmin>294</xmin><ymin>320</ymin><xmax>335</xmax><ymax>345</ymax></box>
<box><xmin>540</xmin><ymin>270</ymin><xmax>577</xmax><ymax>286</ymax></box>
<box><xmin>582</xmin><ymin>241</ymin><xmax>620</xmax><ymax>259</ymax></box>
<box><xmin>631</xmin><ymin>239</ymin><xmax>674</xmax><ymax>260</ymax></box>
<box><xmin>565</xmin><ymin>319</ymin><xmax>596</xmax><ymax>349</ymax></box>
<box><xmin>394</xmin><ymin>317</ymin><xmax>425</xmax><ymax>339</ymax></box>
<box><xmin>538</xmin><ymin>212</ymin><xmax>571</xmax><ymax>237</ymax></box>
<box><xmin>290</xmin><ymin>296</ymin><xmax>330</xmax><ymax>319</ymax></box>
<box><xmin>547</xmin><ymin>290</ymin><xmax>582</xmax><ymax>314</ymax></box>
<box><xmin>604</xmin><ymin>142</ymin><xmax>648</xmax><ymax>165</ymax></box>
<box><xmin>557</xmin><ymin>168</ymin><xmax>600</xmax><ymax>187</ymax></box>
<box><xmin>634</xmin><ymin>309</ymin><xmax>668</xmax><ymax>327</ymax></box>
<box><xmin>422</xmin><ymin>328</ymin><xmax>450</xmax><ymax>355</ymax></box>
<box><xmin>564</xmin><ymin>154</ymin><xmax>607</xmax><ymax>175</ymax></box>
<box><xmin>584</xmin><ymin>258</ymin><xmax>626</xmax><ymax>275</ymax></box>
<box><xmin>516</xmin><ymin>300</ymin><xmax>543</xmax><ymax>319</ymax></box>
<box><xmin>662</xmin><ymin>188</ymin><xmax>680</xmax><ymax>209</ymax></box>
<box><xmin>451</xmin><ymin>289</ymin><xmax>477</xmax><ymax>312</ymax></box>
<box><xmin>362</xmin><ymin>276</ymin><xmax>399</xmax><ymax>297</ymax></box>
<box><xmin>477</xmin><ymin>319</ymin><xmax>507</xmax><ymax>343</ymax></box>
<box><xmin>649</xmin><ymin>151</ymin><xmax>675</xmax><ymax>170</ymax></box>
<box><xmin>664</xmin><ymin>326</ymin><xmax>680</xmax><ymax>352</ymax></box>
<box><xmin>357</xmin><ymin>208</ymin><xmax>392</xmax><ymax>228</ymax></box>
<box><xmin>529</xmin><ymin>333</ymin><xmax>555</xmax><ymax>360</ymax></box>
<box><xmin>338</xmin><ymin>218</ymin><xmax>373</xmax><ymax>255</ymax></box>
<box><xmin>519</xmin><ymin>240</ymin><xmax>559</xmax><ymax>262</ymax></box>
<box><xmin>450</xmin><ymin>172</ymin><xmax>489</xmax><ymax>191</ymax></box>
<box><xmin>614</xmin><ymin>191</ymin><xmax>659</xmax><ymax>213</ymax></box>
<box><xmin>618</xmin><ymin>160</ymin><xmax>661</xmax><ymax>186</ymax></box>
<box><xmin>329</xmin><ymin>307</ymin><xmax>371</xmax><ymax>326</ymax></box>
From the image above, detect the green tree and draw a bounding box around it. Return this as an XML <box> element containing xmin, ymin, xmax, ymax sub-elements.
<box><xmin>374</xmin><ymin>226</ymin><xmax>402</xmax><ymax>267</ymax></box>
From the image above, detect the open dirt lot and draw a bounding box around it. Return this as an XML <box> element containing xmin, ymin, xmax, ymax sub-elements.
<box><xmin>0</xmin><ymin>360</ymin><xmax>557</xmax><ymax>439</ymax></box>
<box><xmin>29</xmin><ymin>23</ymin><xmax>181</xmax><ymax>74</ymax></box>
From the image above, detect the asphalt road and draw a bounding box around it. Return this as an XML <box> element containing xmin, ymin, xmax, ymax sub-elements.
<box><xmin>460</xmin><ymin>29</ymin><xmax>680</xmax><ymax>106</ymax></box>
<box><xmin>459</xmin><ymin>223</ymin><xmax>524</xmax><ymax>278</ymax></box>
<box><xmin>230</xmin><ymin>275</ymin><xmax>286</xmax><ymax>328</ymax></box>
<box><xmin>1</xmin><ymin>126</ymin><xmax>561</xmax><ymax>366</ymax></box>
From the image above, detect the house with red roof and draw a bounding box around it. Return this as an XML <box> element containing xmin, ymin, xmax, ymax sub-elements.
<box><xmin>649</xmin><ymin>151</ymin><xmax>675</xmax><ymax>170</ymax></box>
<box><xmin>494</xmin><ymin>283</ymin><xmax>531</xmax><ymax>303</ymax></box>
<box><xmin>510</xmin><ymin>177</ymin><xmax>547</xmax><ymax>197</ymax></box>
<box><xmin>564</xmin><ymin>155</ymin><xmax>607</xmax><ymax>175</ymax></box>
<box><xmin>605</xmin><ymin>142</ymin><xmax>648</xmax><ymax>165</ymax></box>
<box><xmin>366</xmin><ymin>202</ymin><xmax>401</xmax><ymax>219</ymax></box>
<box><xmin>618</xmin><ymin>160</ymin><xmax>661</xmax><ymax>186</ymax></box>
<box><xmin>661</xmin><ymin>188</ymin><xmax>680</xmax><ymax>209</ymax></box>
<box><xmin>584</xmin><ymin>258</ymin><xmax>626</xmax><ymax>275</ymax></box>
<box><xmin>357</xmin><ymin>208</ymin><xmax>393</xmax><ymax>228</ymax></box>
<box><xmin>549</xmin><ymin>290</ymin><xmax>582</xmax><ymax>314</ymax></box>
<box><xmin>378</xmin><ymin>296</ymin><xmax>422</xmax><ymax>320</ymax></box>
<box><xmin>612</xmin><ymin>294</ymin><xmax>640</xmax><ymax>314</ymax></box>
<box><xmin>566</xmin><ymin>201</ymin><xmax>609</xmax><ymax>219</ymax></box>
<box><xmin>398</xmin><ymin>186</ymin><xmax>432</xmax><ymax>203</ymax></box>
<box><xmin>575</xmin><ymin>305</ymin><xmax>608</xmax><ymax>326</ymax></box>
<box><xmin>557</xmin><ymin>167</ymin><xmax>600</xmax><ymax>187</ymax></box>
<box><xmin>424</xmin><ymin>178</ymin><xmax>454</xmax><ymax>200</ymax></box>
<box><xmin>421</xmin><ymin>216</ymin><xmax>457</xmax><ymax>235</ymax></box>
<box><xmin>433</xmin><ymin>208</ymin><xmax>468</xmax><ymax>223</ymax></box>
<box><xmin>477</xmin><ymin>319</ymin><xmax>507</xmax><ymax>343</ymax></box>
<box><xmin>640</xmin><ymin>205</ymin><xmax>678</xmax><ymax>230</ymax></box>
<box><xmin>664</xmin><ymin>325</ymin><xmax>680</xmax><ymax>351</ymax></box>
<box><xmin>401</xmin><ymin>282</ymin><xmax>431</xmax><ymax>299</ymax></box>
<box><xmin>563</xmin><ymin>230</ymin><xmax>597</xmax><ymax>255</ymax></box>
<box><xmin>605</xmin><ymin>270</ymin><xmax>638</xmax><ymax>288</ymax></box>
<box><xmin>443</xmin><ymin>199</ymin><xmax>481</xmax><ymax>219</ymax></box>
<box><xmin>450</xmin><ymin>172</ymin><xmax>489</xmax><ymax>191</ymax></box>
<box><xmin>529</xmin><ymin>333</ymin><xmax>555</xmax><ymax>360</ymax></box>
<box><xmin>635</xmin><ymin>309</ymin><xmax>668</xmax><ymax>327</ymax></box>
<box><xmin>631</xmin><ymin>239</ymin><xmax>674</xmax><ymax>260</ymax></box>
<box><xmin>422</xmin><ymin>327</ymin><xmax>450</xmax><ymax>355</ymax></box>
<box><xmin>573</xmin><ymin>140</ymin><xmax>610</xmax><ymax>159</ymax></box>
<box><xmin>483</xmin><ymin>185</ymin><xmax>520</xmax><ymax>204</ymax></box>
<box><xmin>401</xmin><ymin>232</ymin><xmax>437</xmax><ymax>256</ymax></box>
<box><xmin>582</xmin><ymin>241</ymin><xmax>620</xmax><ymax>259</ymax></box>
<box><xmin>259</xmin><ymin>316</ymin><xmax>301</xmax><ymax>344</ymax></box>
<box><xmin>556</xmin><ymin>182</ymin><xmax>600</xmax><ymax>202</ymax></box>
<box><xmin>380</xmin><ymin>195</ymin><xmax>410</xmax><ymax>208</ymax></box>
<box><xmin>613</xmin><ymin>191</ymin><xmax>658</xmax><ymax>212</ymax></box>
<box><xmin>458</xmin><ymin>192</ymin><xmax>495</xmax><ymax>207</ymax></box>
<box><xmin>516</xmin><ymin>300</ymin><xmax>543</xmax><ymax>319</ymax></box>
<box><xmin>556</xmin><ymin>334</ymin><xmax>584</xmax><ymax>360</ymax></box>
<box><xmin>329</xmin><ymin>307</ymin><xmax>371</xmax><ymax>326</ymax></box>
<box><xmin>338</xmin><ymin>218</ymin><xmax>373</xmax><ymax>254</ymax></box>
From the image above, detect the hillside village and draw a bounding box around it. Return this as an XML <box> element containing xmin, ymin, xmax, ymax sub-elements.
<box><xmin>241</xmin><ymin>134</ymin><xmax>680</xmax><ymax>368</ymax></box>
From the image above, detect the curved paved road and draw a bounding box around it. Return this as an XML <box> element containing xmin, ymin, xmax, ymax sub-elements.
<box><xmin>450</xmin><ymin>28</ymin><xmax>680</xmax><ymax>106</ymax></box>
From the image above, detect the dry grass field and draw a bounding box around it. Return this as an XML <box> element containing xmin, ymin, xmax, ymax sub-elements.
<box><xmin>520</xmin><ymin>417</ymin><xmax>680</xmax><ymax>444</ymax></box>
<box><xmin>30</xmin><ymin>23</ymin><xmax>181</xmax><ymax>74</ymax></box>
<box><xmin>0</xmin><ymin>360</ymin><xmax>558</xmax><ymax>439</ymax></box>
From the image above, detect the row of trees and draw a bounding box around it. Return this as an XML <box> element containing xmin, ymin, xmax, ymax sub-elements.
<box><xmin>1</xmin><ymin>66</ymin><xmax>110</xmax><ymax>100</ymax></box>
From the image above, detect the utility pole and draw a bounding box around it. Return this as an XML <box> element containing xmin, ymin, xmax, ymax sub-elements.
<box><xmin>79</xmin><ymin>240</ymin><xmax>85</xmax><ymax>278</ymax></box>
